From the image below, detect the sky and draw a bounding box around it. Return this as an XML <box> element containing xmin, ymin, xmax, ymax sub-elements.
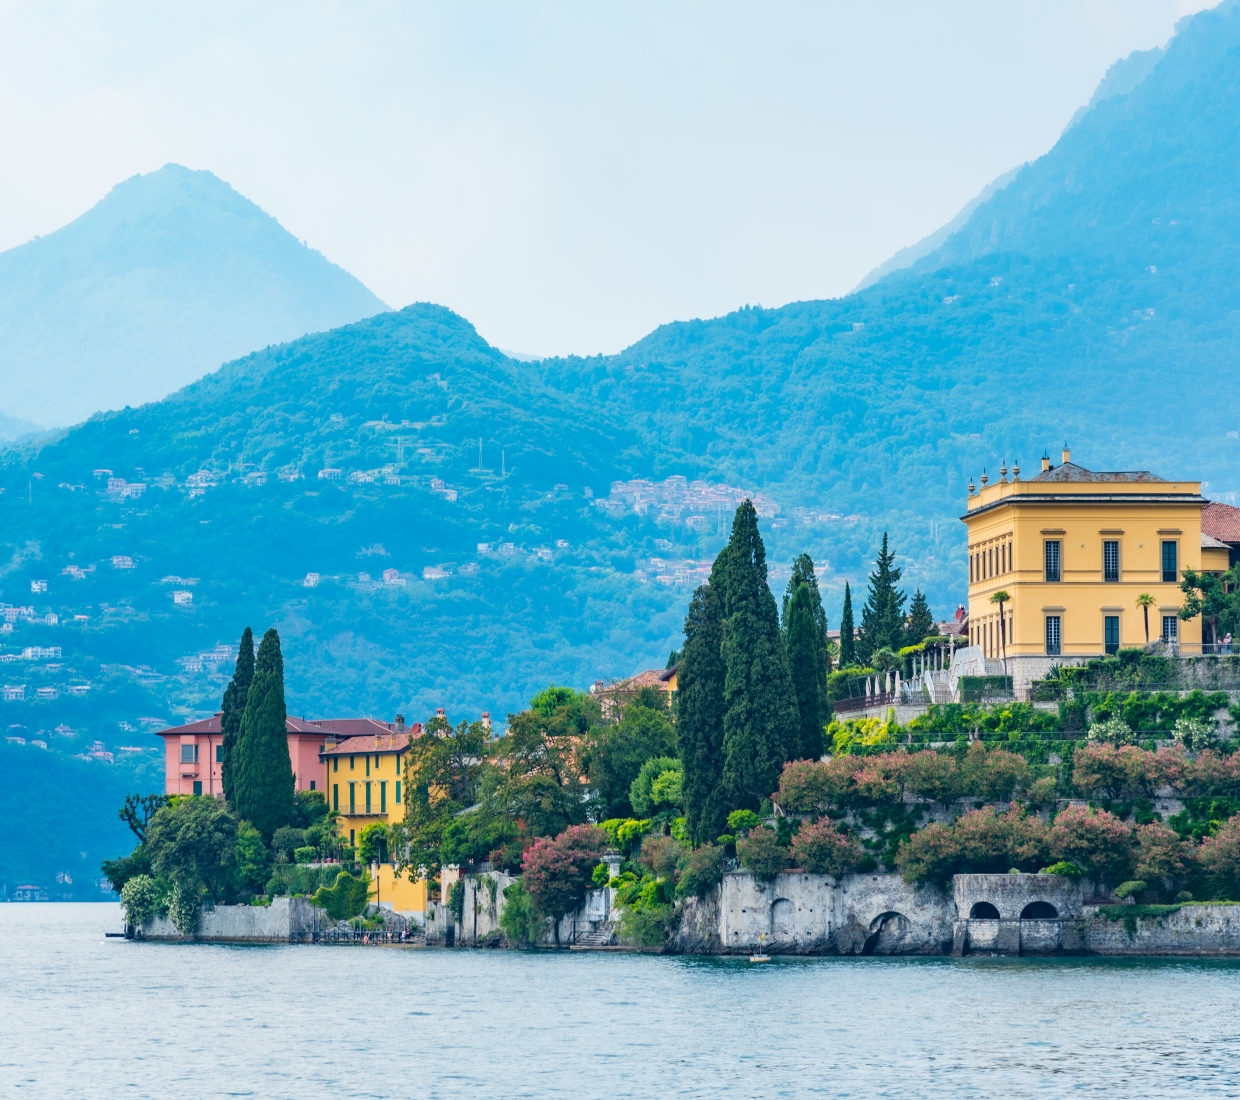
<box><xmin>0</xmin><ymin>0</ymin><xmax>1216</xmax><ymax>358</ymax></box>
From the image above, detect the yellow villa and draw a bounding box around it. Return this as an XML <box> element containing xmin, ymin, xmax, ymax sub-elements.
<box><xmin>320</xmin><ymin>727</ymin><xmax>425</xmax><ymax>914</ymax></box>
<box><xmin>962</xmin><ymin>448</ymin><xmax>1225</xmax><ymax>685</ymax></box>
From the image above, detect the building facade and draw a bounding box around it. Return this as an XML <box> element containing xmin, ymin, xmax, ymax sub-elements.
<box><xmin>154</xmin><ymin>714</ymin><xmax>330</xmax><ymax>797</ymax></box>
<box><xmin>963</xmin><ymin>449</ymin><xmax>1217</xmax><ymax>668</ymax></box>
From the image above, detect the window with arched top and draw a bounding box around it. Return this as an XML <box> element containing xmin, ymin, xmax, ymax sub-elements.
<box><xmin>1021</xmin><ymin>901</ymin><xmax>1058</xmax><ymax>919</ymax></box>
<box><xmin>970</xmin><ymin>902</ymin><xmax>1000</xmax><ymax>919</ymax></box>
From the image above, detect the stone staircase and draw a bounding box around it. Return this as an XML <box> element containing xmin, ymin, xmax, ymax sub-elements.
<box><xmin>571</xmin><ymin>927</ymin><xmax>617</xmax><ymax>949</ymax></box>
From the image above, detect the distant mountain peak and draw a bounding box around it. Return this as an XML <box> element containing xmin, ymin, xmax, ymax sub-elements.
<box><xmin>0</xmin><ymin>164</ymin><xmax>387</xmax><ymax>429</ymax></box>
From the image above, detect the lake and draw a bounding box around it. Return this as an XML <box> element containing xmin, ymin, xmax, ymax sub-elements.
<box><xmin>4</xmin><ymin>903</ymin><xmax>1240</xmax><ymax>1097</ymax></box>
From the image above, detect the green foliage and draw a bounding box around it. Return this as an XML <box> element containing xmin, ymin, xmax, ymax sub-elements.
<box><xmin>675</xmin><ymin>844</ymin><xmax>724</xmax><ymax>899</ymax></box>
<box><xmin>1088</xmin><ymin>716</ymin><xmax>1136</xmax><ymax>746</ymax></box>
<box><xmin>311</xmin><ymin>870</ymin><xmax>372</xmax><ymax>921</ymax></box>
<box><xmin>118</xmin><ymin>793</ymin><xmax>171</xmax><ymax>844</ymax></box>
<box><xmin>713</xmin><ymin>501</ymin><xmax>800</xmax><ymax>810</ymax></box>
<box><xmin>958</xmin><ymin>676</ymin><xmax>1013</xmax><ymax>703</ymax></box>
<box><xmin>220</xmin><ymin>628</ymin><xmax>253</xmax><ymax>805</ymax></box>
<box><xmin>583</xmin><ymin>702</ymin><xmax>675</xmax><ymax>820</ymax></box>
<box><xmin>1173</xmin><ymin>716</ymin><xmax>1215</xmax><ymax>752</ymax></box>
<box><xmin>232</xmin><ymin>628</ymin><xmax>294</xmax><ymax>840</ymax></box>
<box><xmin>783</xmin><ymin>555</ymin><xmax>829</xmax><ymax>760</ymax></box>
<box><xmin>1040</xmin><ymin>860</ymin><xmax>1085</xmax><ymax>878</ymax></box>
<box><xmin>726</xmin><ymin>809</ymin><xmax>762</xmax><ymax>834</ymax></box>
<box><xmin>499</xmin><ymin>879</ymin><xmax>545</xmax><ymax>947</ymax></box>
<box><xmin>857</xmin><ymin>534</ymin><xmax>905</xmax><ymax>664</ymax></box>
<box><xmin>629</xmin><ymin>756</ymin><xmax>683</xmax><ymax>817</ymax></box>
<box><xmin>145</xmin><ymin>796</ymin><xmax>238</xmax><ymax>903</ymax></box>
<box><xmin>827</xmin><ymin>713</ymin><xmax>897</xmax><ymax>755</ymax></box>
<box><xmin>676</xmin><ymin>582</ymin><xmax>729</xmax><ymax>845</ymax></box>
<box><xmin>271</xmin><ymin>826</ymin><xmax>306</xmax><ymax>860</ymax></box>
<box><xmin>838</xmin><ymin>583</ymin><xmax>857</xmax><ymax>669</ymax></box>
<box><xmin>904</xmin><ymin>589</ymin><xmax>935</xmax><ymax>649</ymax></box>
<box><xmin>293</xmin><ymin>846</ymin><xmax>317</xmax><ymax>865</ymax></box>
<box><xmin>265</xmin><ymin>862</ymin><xmax>340</xmax><ymax>897</ymax></box>
<box><xmin>521</xmin><ymin>824</ymin><xmax>609</xmax><ymax>933</ymax></box>
<box><xmin>447</xmin><ymin>880</ymin><xmax>466</xmax><ymax>924</ymax></box>
<box><xmin>101</xmin><ymin>845</ymin><xmax>153</xmax><ymax>896</ymax></box>
<box><xmin>1114</xmin><ymin>880</ymin><xmax>1147</xmax><ymax>899</ymax></box>
<box><xmin>790</xmin><ymin>819</ymin><xmax>864</xmax><ymax>876</ymax></box>
<box><xmin>120</xmin><ymin>874</ymin><xmax>159</xmax><ymax>927</ymax></box>
<box><xmin>167</xmin><ymin>883</ymin><xmax>200</xmax><ymax>935</ymax></box>
<box><xmin>736</xmin><ymin>826</ymin><xmax>789</xmax><ymax>882</ymax></box>
<box><xmin>233</xmin><ymin>821</ymin><xmax>271</xmax><ymax>894</ymax></box>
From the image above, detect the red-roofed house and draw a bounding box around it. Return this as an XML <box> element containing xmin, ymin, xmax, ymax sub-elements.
<box><xmin>1202</xmin><ymin>501</ymin><xmax>1240</xmax><ymax>567</ymax></box>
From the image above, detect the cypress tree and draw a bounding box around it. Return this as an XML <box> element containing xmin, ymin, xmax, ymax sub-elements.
<box><xmin>676</xmin><ymin>583</ymin><xmax>729</xmax><ymax>845</ymax></box>
<box><xmin>858</xmin><ymin>532</ymin><xmax>905</xmax><ymax>663</ymax></box>
<box><xmin>717</xmin><ymin>501</ymin><xmax>800</xmax><ymax>810</ymax></box>
<box><xmin>231</xmin><ymin>628</ymin><xmax>294</xmax><ymax>839</ymax></box>
<box><xmin>219</xmin><ymin>626</ymin><xmax>254</xmax><ymax>804</ymax></box>
<box><xmin>839</xmin><ymin>583</ymin><xmax>857</xmax><ymax>668</ymax></box>
<box><xmin>905</xmin><ymin>589</ymin><xmax>935</xmax><ymax>647</ymax></box>
<box><xmin>784</xmin><ymin>581</ymin><xmax>826</xmax><ymax>760</ymax></box>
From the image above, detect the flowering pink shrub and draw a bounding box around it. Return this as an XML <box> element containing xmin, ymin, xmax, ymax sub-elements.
<box><xmin>521</xmin><ymin>824</ymin><xmax>609</xmax><ymax>924</ymax></box>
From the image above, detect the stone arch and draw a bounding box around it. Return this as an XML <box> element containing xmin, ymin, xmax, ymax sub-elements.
<box><xmin>770</xmin><ymin>898</ymin><xmax>796</xmax><ymax>941</ymax></box>
<box><xmin>862</xmin><ymin>911</ymin><xmax>909</xmax><ymax>955</ymax></box>
<box><xmin>970</xmin><ymin>901</ymin><xmax>1001</xmax><ymax>919</ymax></box>
<box><xmin>1021</xmin><ymin>900</ymin><xmax>1058</xmax><ymax>919</ymax></box>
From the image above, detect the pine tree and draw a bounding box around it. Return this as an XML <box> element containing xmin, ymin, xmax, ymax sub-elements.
<box><xmin>839</xmin><ymin>582</ymin><xmax>857</xmax><ymax>668</ymax></box>
<box><xmin>858</xmin><ymin>533</ymin><xmax>905</xmax><ymax>664</ymax></box>
<box><xmin>231</xmin><ymin>628</ymin><xmax>294</xmax><ymax>840</ymax></box>
<box><xmin>676</xmin><ymin>583</ymin><xmax>729</xmax><ymax>845</ymax></box>
<box><xmin>219</xmin><ymin>626</ymin><xmax>254</xmax><ymax>804</ymax></box>
<box><xmin>784</xmin><ymin>582</ymin><xmax>826</xmax><ymax>760</ymax></box>
<box><xmin>905</xmin><ymin>589</ymin><xmax>935</xmax><ymax>648</ymax></box>
<box><xmin>717</xmin><ymin>501</ymin><xmax>800</xmax><ymax>810</ymax></box>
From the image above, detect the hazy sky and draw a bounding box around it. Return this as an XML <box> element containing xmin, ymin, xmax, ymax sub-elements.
<box><xmin>0</xmin><ymin>0</ymin><xmax>1215</xmax><ymax>357</ymax></box>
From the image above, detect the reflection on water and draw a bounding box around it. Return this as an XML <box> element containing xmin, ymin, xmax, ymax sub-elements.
<box><xmin>4</xmin><ymin>903</ymin><xmax>1240</xmax><ymax>1098</ymax></box>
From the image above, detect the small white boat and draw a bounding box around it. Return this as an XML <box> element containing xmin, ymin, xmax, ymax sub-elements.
<box><xmin>750</xmin><ymin>933</ymin><xmax>772</xmax><ymax>962</ymax></box>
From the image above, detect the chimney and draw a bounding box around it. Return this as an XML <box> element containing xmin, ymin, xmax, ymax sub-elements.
<box><xmin>394</xmin><ymin>714</ymin><xmax>405</xmax><ymax>732</ymax></box>
<box><xmin>481</xmin><ymin>711</ymin><xmax>492</xmax><ymax>730</ymax></box>
<box><xmin>1061</xmin><ymin>444</ymin><xmax>1070</xmax><ymax>465</ymax></box>
<box><xmin>1041</xmin><ymin>453</ymin><xmax>1050</xmax><ymax>473</ymax></box>
<box><xmin>435</xmin><ymin>707</ymin><xmax>446</xmax><ymax>718</ymax></box>
<box><xmin>324</xmin><ymin>734</ymin><xmax>336</xmax><ymax>750</ymax></box>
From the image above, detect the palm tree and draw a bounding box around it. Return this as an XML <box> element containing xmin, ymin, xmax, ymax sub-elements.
<box><xmin>1136</xmin><ymin>593</ymin><xmax>1155</xmax><ymax>645</ymax></box>
<box><xmin>989</xmin><ymin>590</ymin><xmax>1011</xmax><ymax>669</ymax></box>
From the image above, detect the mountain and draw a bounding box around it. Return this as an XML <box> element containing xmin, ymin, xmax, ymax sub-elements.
<box><xmin>0</xmin><ymin>164</ymin><xmax>387</xmax><ymax>428</ymax></box>
<box><xmin>7</xmin><ymin>1</ymin><xmax>1240</xmax><ymax>892</ymax></box>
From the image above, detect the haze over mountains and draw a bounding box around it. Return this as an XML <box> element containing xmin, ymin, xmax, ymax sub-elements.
<box><xmin>6</xmin><ymin>1</ymin><xmax>1240</xmax><ymax>891</ymax></box>
<box><xmin>0</xmin><ymin>164</ymin><xmax>386</xmax><ymax>428</ymax></box>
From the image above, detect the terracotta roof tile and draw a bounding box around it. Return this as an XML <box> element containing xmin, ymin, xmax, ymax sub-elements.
<box><xmin>1202</xmin><ymin>501</ymin><xmax>1240</xmax><ymax>544</ymax></box>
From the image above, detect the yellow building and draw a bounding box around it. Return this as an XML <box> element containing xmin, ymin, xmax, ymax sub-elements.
<box><xmin>320</xmin><ymin>730</ymin><xmax>426</xmax><ymax>914</ymax></box>
<box><xmin>963</xmin><ymin>448</ymin><xmax>1220</xmax><ymax>670</ymax></box>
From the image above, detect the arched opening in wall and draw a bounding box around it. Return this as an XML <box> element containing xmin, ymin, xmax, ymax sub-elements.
<box><xmin>970</xmin><ymin>902</ymin><xmax>1001</xmax><ymax>919</ymax></box>
<box><xmin>862</xmin><ymin>911</ymin><xmax>909</xmax><ymax>955</ymax></box>
<box><xmin>771</xmin><ymin>898</ymin><xmax>795</xmax><ymax>941</ymax></box>
<box><xmin>1021</xmin><ymin>901</ymin><xmax>1058</xmax><ymax>919</ymax></box>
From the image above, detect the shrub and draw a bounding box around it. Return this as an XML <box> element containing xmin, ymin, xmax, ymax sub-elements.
<box><xmin>1185</xmin><ymin>750</ymin><xmax>1240</xmax><ymax>797</ymax></box>
<box><xmin>1040</xmin><ymin>860</ymin><xmax>1085</xmax><ymax>878</ymax></box>
<box><xmin>234</xmin><ymin>821</ymin><xmax>270</xmax><ymax>895</ymax></box>
<box><xmin>271</xmin><ymin>826</ymin><xmax>306</xmax><ymax>859</ymax></box>
<box><xmin>1026</xmin><ymin>776</ymin><xmax>1059</xmax><ymax>805</ymax></box>
<box><xmin>790</xmin><ymin>819</ymin><xmax>864</xmax><ymax>876</ymax></box>
<box><xmin>293</xmin><ymin>846</ymin><xmax>317</xmax><ymax>865</ymax></box>
<box><xmin>120</xmin><ymin>874</ymin><xmax>158</xmax><ymax>928</ymax></box>
<box><xmin>1114</xmin><ymin>880</ymin><xmax>1146</xmax><ymax>899</ymax></box>
<box><xmin>896</xmin><ymin>822</ymin><xmax>959</xmax><ymax>886</ymax></box>
<box><xmin>639</xmin><ymin>834</ymin><xmax>686</xmax><ymax>880</ymax></box>
<box><xmin>310</xmin><ymin>870</ymin><xmax>372</xmax><ymax>921</ymax></box>
<box><xmin>776</xmin><ymin>759</ymin><xmax>836</xmax><ymax>816</ymax></box>
<box><xmin>902</xmin><ymin>751</ymin><xmax>959</xmax><ymax>805</ymax></box>
<box><xmin>827</xmin><ymin>714</ymin><xmax>897</xmax><ymax>755</ymax></box>
<box><xmin>1088</xmin><ymin>717</ymin><xmax>1136</xmax><ymax>746</ymax></box>
<box><xmin>167</xmin><ymin>883</ymin><xmax>200</xmax><ymax>935</ymax></box>
<box><xmin>1196</xmin><ymin>816</ymin><xmax>1240</xmax><ymax>877</ymax></box>
<box><xmin>1173</xmin><ymin>716</ymin><xmax>1215</xmax><ymax>753</ymax></box>
<box><xmin>726</xmin><ymin>809</ymin><xmax>762</xmax><ymax>835</ymax></box>
<box><xmin>447</xmin><ymin>880</ymin><xmax>466</xmax><ymax>924</ymax></box>
<box><xmin>499</xmin><ymin>879</ymin><xmax>545</xmax><ymax>947</ymax></box>
<box><xmin>736</xmin><ymin>827</ymin><xmax>790</xmax><ymax>882</ymax></box>
<box><xmin>1046</xmin><ymin>806</ymin><xmax>1133</xmax><ymax>881</ymax></box>
<box><xmin>959</xmin><ymin>743</ymin><xmax>1030</xmax><ymax>802</ymax></box>
<box><xmin>676</xmin><ymin>844</ymin><xmax>724</xmax><ymax>899</ymax></box>
<box><xmin>357</xmin><ymin>822</ymin><xmax>389</xmax><ymax>865</ymax></box>
<box><xmin>850</xmin><ymin>753</ymin><xmax>906</xmax><ymax>805</ymax></box>
<box><xmin>629</xmin><ymin>756</ymin><xmax>683</xmax><ymax>817</ymax></box>
<box><xmin>522</xmin><ymin>824</ymin><xmax>609</xmax><ymax>931</ymax></box>
<box><xmin>1133</xmin><ymin>822</ymin><xmax>1189</xmax><ymax>881</ymax></box>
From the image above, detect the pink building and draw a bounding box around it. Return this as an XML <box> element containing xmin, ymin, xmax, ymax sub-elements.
<box><xmin>154</xmin><ymin>713</ymin><xmax>330</xmax><ymax>798</ymax></box>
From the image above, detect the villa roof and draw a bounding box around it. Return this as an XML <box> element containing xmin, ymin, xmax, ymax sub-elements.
<box><xmin>310</xmin><ymin>717</ymin><xmax>416</xmax><ymax>738</ymax></box>
<box><xmin>320</xmin><ymin>731</ymin><xmax>414</xmax><ymax>757</ymax></box>
<box><xmin>1202</xmin><ymin>532</ymin><xmax>1231</xmax><ymax>550</ymax></box>
<box><xmin>154</xmin><ymin>714</ymin><xmax>326</xmax><ymax>737</ymax></box>
<box><xmin>1202</xmin><ymin>501</ymin><xmax>1240</xmax><ymax>545</ymax></box>
<box><xmin>1031</xmin><ymin>462</ymin><xmax>1166</xmax><ymax>484</ymax></box>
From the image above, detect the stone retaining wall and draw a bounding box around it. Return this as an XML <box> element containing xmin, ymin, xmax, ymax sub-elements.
<box><xmin>137</xmin><ymin>897</ymin><xmax>318</xmax><ymax>943</ymax></box>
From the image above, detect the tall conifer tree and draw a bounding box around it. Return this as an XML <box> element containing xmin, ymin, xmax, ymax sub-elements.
<box><xmin>232</xmin><ymin>628</ymin><xmax>294</xmax><ymax>839</ymax></box>
<box><xmin>676</xmin><ymin>584</ymin><xmax>729</xmax><ymax>845</ymax></box>
<box><xmin>783</xmin><ymin>554</ymin><xmax>829</xmax><ymax>761</ymax></box>
<box><xmin>717</xmin><ymin>501</ymin><xmax>800</xmax><ymax>809</ymax></box>
<box><xmin>905</xmin><ymin>589</ymin><xmax>935</xmax><ymax>648</ymax></box>
<box><xmin>220</xmin><ymin>626</ymin><xmax>254</xmax><ymax>804</ymax></box>
<box><xmin>858</xmin><ymin>532</ymin><xmax>905</xmax><ymax>663</ymax></box>
<box><xmin>839</xmin><ymin>582</ymin><xmax>857</xmax><ymax>668</ymax></box>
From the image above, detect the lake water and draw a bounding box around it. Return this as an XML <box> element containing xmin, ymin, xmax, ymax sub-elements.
<box><xmin>4</xmin><ymin>903</ymin><xmax>1240</xmax><ymax>1097</ymax></box>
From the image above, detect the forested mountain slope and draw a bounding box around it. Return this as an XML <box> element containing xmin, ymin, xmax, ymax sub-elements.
<box><xmin>0</xmin><ymin>164</ymin><xmax>387</xmax><ymax>428</ymax></box>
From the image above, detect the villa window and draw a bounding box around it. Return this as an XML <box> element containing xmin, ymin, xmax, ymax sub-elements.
<box><xmin>365</xmin><ymin>782</ymin><xmax>372</xmax><ymax>813</ymax></box>
<box><xmin>1105</xmin><ymin>615</ymin><xmax>1120</xmax><ymax>656</ymax></box>
<box><xmin>365</xmin><ymin>755</ymin><xmax>370</xmax><ymax>777</ymax></box>
<box><xmin>215</xmin><ymin>745</ymin><xmax>223</xmax><ymax>763</ymax></box>
<box><xmin>1103</xmin><ymin>541</ymin><xmax>1119</xmax><ymax>583</ymax></box>
<box><xmin>309</xmin><ymin>780</ymin><xmax>316</xmax><ymax>791</ymax></box>
<box><xmin>1162</xmin><ymin>541</ymin><xmax>1178</xmax><ymax>583</ymax></box>
<box><xmin>380</xmin><ymin>781</ymin><xmax>387</xmax><ymax>814</ymax></box>
<box><xmin>192</xmin><ymin>781</ymin><xmax>202</xmax><ymax>796</ymax></box>
<box><xmin>1162</xmin><ymin>615</ymin><xmax>1179</xmax><ymax>643</ymax></box>
<box><xmin>396</xmin><ymin>781</ymin><xmax>401</xmax><ymax>804</ymax></box>
<box><xmin>333</xmin><ymin>783</ymin><xmax>339</xmax><ymax>812</ymax></box>
<box><xmin>180</xmin><ymin>743</ymin><xmax>198</xmax><ymax>763</ymax></box>
<box><xmin>1044</xmin><ymin>541</ymin><xmax>1061</xmax><ymax>583</ymax></box>
<box><xmin>349</xmin><ymin>755</ymin><xmax>355</xmax><ymax>771</ymax></box>
<box><xmin>349</xmin><ymin>782</ymin><xmax>356</xmax><ymax>814</ymax></box>
<box><xmin>1045</xmin><ymin>616</ymin><xmax>1061</xmax><ymax>656</ymax></box>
